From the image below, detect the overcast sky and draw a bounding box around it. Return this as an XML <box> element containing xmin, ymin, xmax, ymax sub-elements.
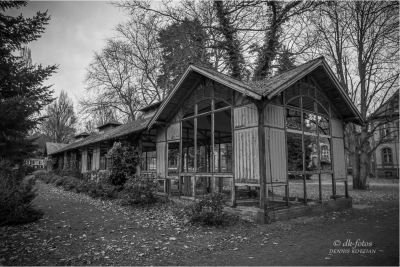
<box><xmin>5</xmin><ymin>1</ymin><xmax>128</xmax><ymax>108</ymax></box>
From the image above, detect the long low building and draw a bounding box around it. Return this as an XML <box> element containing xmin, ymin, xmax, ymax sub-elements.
<box><xmin>49</xmin><ymin>57</ymin><xmax>365</xmax><ymax>221</ymax></box>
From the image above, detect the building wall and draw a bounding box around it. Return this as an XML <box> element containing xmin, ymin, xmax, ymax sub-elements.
<box><xmin>233</xmin><ymin>103</ymin><xmax>260</xmax><ymax>183</ymax></box>
<box><xmin>371</xmin><ymin>120</ymin><xmax>399</xmax><ymax>178</ymax></box>
<box><xmin>264</xmin><ymin>103</ymin><xmax>287</xmax><ymax>184</ymax></box>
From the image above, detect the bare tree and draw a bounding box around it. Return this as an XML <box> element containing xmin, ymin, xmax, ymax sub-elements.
<box><xmin>311</xmin><ymin>1</ymin><xmax>399</xmax><ymax>189</ymax></box>
<box><xmin>41</xmin><ymin>90</ymin><xmax>76</xmax><ymax>143</ymax></box>
<box><xmin>111</xmin><ymin>0</ymin><xmax>318</xmax><ymax>80</ymax></box>
<box><xmin>79</xmin><ymin>41</ymin><xmax>142</xmax><ymax>122</ymax></box>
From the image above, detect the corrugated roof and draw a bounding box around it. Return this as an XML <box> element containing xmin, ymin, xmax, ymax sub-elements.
<box><xmin>50</xmin><ymin>118</ymin><xmax>150</xmax><ymax>155</ymax></box>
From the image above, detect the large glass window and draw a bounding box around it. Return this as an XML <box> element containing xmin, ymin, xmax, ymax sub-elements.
<box><xmin>285</xmin><ymin>83</ymin><xmax>332</xmax><ymax>175</ymax></box>
<box><xmin>196</xmin><ymin>115</ymin><xmax>212</xmax><ymax>172</ymax></box>
<box><xmin>168</xmin><ymin>142</ymin><xmax>179</xmax><ymax>175</ymax></box>
<box><xmin>141</xmin><ymin>148</ymin><xmax>156</xmax><ymax>172</ymax></box>
<box><xmin>182</xmin><ymin>119</ymin><xmax>195</xmax><ymax>172</ymax></box>
<box><xmin>180</xmin><ymin>85</ymin><xmax>232</xmax><ymax>175</ymax></box>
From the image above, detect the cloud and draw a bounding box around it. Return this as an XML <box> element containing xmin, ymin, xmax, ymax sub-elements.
<box><xmin>5</xmin><ymin>1</ymin><xmax>127</xmax><ymax>110</ymax></box>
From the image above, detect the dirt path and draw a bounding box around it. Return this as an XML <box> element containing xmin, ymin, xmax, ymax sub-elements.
<box><xmin>0</xmin><ymin>181</ymin><xmax>398</xmax><ymax>266</ymax></box>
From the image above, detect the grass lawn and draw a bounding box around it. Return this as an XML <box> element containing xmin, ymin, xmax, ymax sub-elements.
<box><xmin>0</xmin><ymin>179</ymin><xmax>398</xmax><ymax>266</ymax></box>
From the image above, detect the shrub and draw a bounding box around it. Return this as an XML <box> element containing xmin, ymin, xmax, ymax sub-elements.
<box><xmin>0</xmin><ymin>161</ymin><xmax>43</xmax><ymax>226</ymax></box>
<box><xmin>108</xmin><ymin>142</ymin><xmax>140</xmax><ymax>186</ymax></box>
<box><xmin>118</xmin><ymin>175</ymin><xmax>158</xmax><ymax>205</ymax></box>
<box><xmin>85</xmin><ymin>179</ymin><xmax>120</xmax><ymax>200</ymax></box>
<box><xmin>182</xmin><ymin>192</ymin><xmax>231</xmax><ymax>226</ymax></box>
<box><xmin>84</xmin><ymin>170</ymin><xmax>111</xmax><ymax>183</ymax></box>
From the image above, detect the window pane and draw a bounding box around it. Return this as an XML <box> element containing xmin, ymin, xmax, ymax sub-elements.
<box><xmin>196</xmin><ymin>115</ymin><xmax>212</xmax><ymax>172</ymax></box>
<box><xmin>305</xmin><ymin>135</ymin><xmax>318</xmax><ymax>172</ymax></box>
<box><xmin>214</xmin><ymin>99</ymin><xmax>230</xmax><ymax>110</ymax></box>
<box><xmin>317</xmin><ymin>116</ymin><xmax>330</xmax><ymax>136</ymax></box>
<box><xmin>287</xmin><ymin>132</ymin><xmax>303</xmax><ymax>171</ymax></box>
<box><xmin>285</xmin><ymin>84</ymin><xmax>300</xmax><ymax>103</ymax></box>
<box><xmin>317</xmin><ymin>102</ymin><xmax>329</xmax><ymax>116</ymax></box>
<box><xmin>286</xmin><ymin>109</ymin><xmax>302</xmax><ymax>131</ymax></box>
<box><xmin>316</xmin><ymin>89</ymin><xmax>329</xmax><ymax>110</ymax></box>
<box><xmin>287</xmin><ymin>97</ymin><xmax>300</xmax><ymax>109</ymax></box>
<box><xmin>320</xmin><ymin>137</ymin><xmax>332</xmax><ymax>170</ymax></box>
<box><xmin>197</xmin><ymin>99</ymin><xmax>212</xmax><ymax>115</ymax></box>
<box><xmin>182</xmin><ymin>119</ymin><xmax>195</xmax><ymax>172</ymax></box>
<box><xmin>214</xmin><ymin>109</ymin><xmax>232</xmax><ymax>172</ymax></box>
<box><xmin>303</xmin><ymin>112</ymin><xmax>317</xmax><ymax>135</ymax></box>
<box><xmin>168</xmin><ymin>142</ymin><xmax>179</xmax><ymax>175</ymax></box>
<box><xmin>302</xmin><ymin>96</ymin><xmax>315</xmax><ymax>113</ymax></box>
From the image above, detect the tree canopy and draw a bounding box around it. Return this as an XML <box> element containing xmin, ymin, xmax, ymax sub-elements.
<box><xmin>0</xmin><ymin>1</ymin><xmax>57</xmax><ymax>160</ymax></box>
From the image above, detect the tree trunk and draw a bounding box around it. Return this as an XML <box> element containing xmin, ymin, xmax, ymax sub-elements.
<box><xmin>353</xmin><ymin>126</ymin><xmax>369</xmax><ymax>189</ymax></box>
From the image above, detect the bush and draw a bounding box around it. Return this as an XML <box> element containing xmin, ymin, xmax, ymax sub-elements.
<box><xmin>0</xmin><ymin>161</ymin><xmax>43</xmax><ymax>226</ymax></box>
<box><xmin>35</xmin><ymin>170</ymin><xmax>119</xmax><ymax>200</ymax></box>
<box><xmin>182</xmin><ymin>193</ymin><xmax>231</xmax><ymax>226</ymax></box>
<box><xmin>118</xmin><ymin>175</ymin><xmax>158</xmax><ymax>205</ymax></box>
<box><xmin>86</xmin><ymin>179</ymin><xmax>120</xmax><ymax>200</ymax></box>
<box><xmin>108</xmin><ymin>142</ymin><xmax>140</xmax><ymax>186</ymax></box>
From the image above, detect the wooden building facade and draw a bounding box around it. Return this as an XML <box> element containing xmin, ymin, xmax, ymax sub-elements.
<box><xmin>49</xmin><ymin>57</ymin><xmax>364</xmax><ymax>219</ymax></box>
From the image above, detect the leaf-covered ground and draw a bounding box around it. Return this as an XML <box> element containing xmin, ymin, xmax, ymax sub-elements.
<box><xmin>0</xmin><ymin>180</ymin><xmax>398</xmax><ymax>266</ymax></box>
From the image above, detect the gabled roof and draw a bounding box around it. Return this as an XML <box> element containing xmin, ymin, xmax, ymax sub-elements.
<box><xmin>45</xmin><ymin>142</ymin><xmax>68</xmax><ymax>156</ymax></box>
<box><xmin>150</xmin><ymin>57</ymin><xmax>364</xmax><ymax>126</ymax></box>
<box><xmin>49</xmin><ymin>118</ymin><xmax>150</xmax><ymax>155</ymax></box>
<box><xmin>248</xmin><ymin>57</ymin><xmax>323</xmax><ymax>96</ymax></box>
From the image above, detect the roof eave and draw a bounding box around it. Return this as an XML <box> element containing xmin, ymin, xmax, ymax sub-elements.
<box><xmin>320</xmin><ymin>60</ymin><xmax>365</xmax><ymax>125</ymax></box>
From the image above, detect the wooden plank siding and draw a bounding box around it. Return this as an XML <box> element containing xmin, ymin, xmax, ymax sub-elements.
<box><xmin>234</xmin><ymin>128</ymin><xmax>259</xmax><ymax>183</ymax></box>
<box><xmin>234</xmin><ymin>103</ymin><xmax>258</xmax><ymax>129</ymax></box>
<box><xmin>264</xmin><ymin>104</ymin><xmax>285</xmax><ymax>128</ymax></box>
<box><xmin>264</xmin><ymin>104</ymin><xmax>287</xmax><ymax>184</ymax></box>
<box><xmin>156</xmin><ymin>142</ymin><xmax>166</xmax><ymax>178</ymax></box>
<box><xmin>265</xmin><ymin>128</ymin><xmax>287</xmax><ymax>183</ymax></box>
<box><xmin>332</xmin><ymin>138</ymin><xmax>346</xmax><ymax>178</ymax></box>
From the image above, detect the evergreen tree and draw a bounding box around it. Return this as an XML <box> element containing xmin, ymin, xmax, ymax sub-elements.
<box><xmin>157</xmin><ymin>18</ymin><xmax>211</xmax><ymax>91</ymax></box>
<box><xmin>0</xmin><ymin>1</ymin><xmax>57</xmax><ymax>160</ymax></box>
<box><xmin>276</xmin><ymin>46</ymin><xmax>296</xmax><ymax>74</ymax></box>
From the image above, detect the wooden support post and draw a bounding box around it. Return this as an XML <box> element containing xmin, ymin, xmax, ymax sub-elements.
<box><xmin>257</xmin><ymin>102</ymin><xmax>267</xmax><ymax>211</ymax></box>
<box><xmin>192</xmin><ymin>176</ymin><xmax>196</xmax><ymax>198</ymax></box>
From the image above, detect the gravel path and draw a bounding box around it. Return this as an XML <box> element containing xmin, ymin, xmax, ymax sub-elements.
<box><xmin>0</xmin><ymin>180</ymin><xmax>398</xmax><ymax>266</ymax></box>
